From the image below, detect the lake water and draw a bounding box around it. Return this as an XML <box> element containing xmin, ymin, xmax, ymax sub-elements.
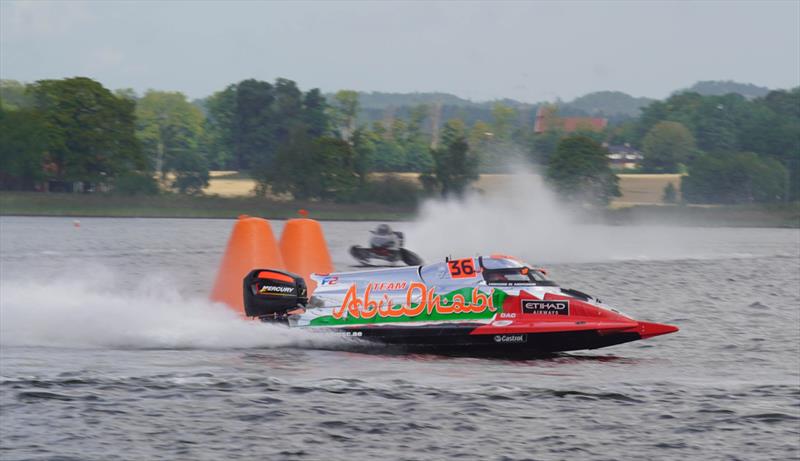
<box><xmin>1</xmin><ymin>217</ymin><xmax>798</xmax><ymax>460</ymax></box>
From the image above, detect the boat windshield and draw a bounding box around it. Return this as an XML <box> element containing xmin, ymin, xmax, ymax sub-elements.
<box><xmin>481</xmin><ymin>257</ymin><xmax>525</xmax><ymax>269</ymax></box>
<box><xmin>480</xmin><ymin>257</ymin><xmax>555</xmax><ymax>285</ymax></box>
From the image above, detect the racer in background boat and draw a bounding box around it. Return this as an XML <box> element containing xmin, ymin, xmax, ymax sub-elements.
<box><xmin>349</xmin><ymin>224</ymin><xmax>423</xmax><ymax>266</ymax></box>
<box><xmin>369</xmin><ymin>224</ymin><xmax>402</xmax><ymax>250</ymax></box>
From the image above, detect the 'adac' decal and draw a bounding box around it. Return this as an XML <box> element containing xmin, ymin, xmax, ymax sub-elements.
<box><xmin>332</xmin><ymin>282</ymin><xmax>497</xmax><ymax>320</ymax></box>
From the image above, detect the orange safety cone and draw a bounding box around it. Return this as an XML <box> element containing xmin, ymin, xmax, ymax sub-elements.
<box><xmin>210</xmin><ymin>216</ymin><xmax>286</xmax><ymax>315</ymax></box>
<box><xmin>279</xmin><ymin>218</ymin><xmax>333</xmax><ymax>294</ymax></box>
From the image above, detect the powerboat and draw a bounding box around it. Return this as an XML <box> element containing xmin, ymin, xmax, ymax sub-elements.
<box><xmin>243</xmin><ymin>255</ymin><xmax>678</xmax><ymax>355</ymax></box>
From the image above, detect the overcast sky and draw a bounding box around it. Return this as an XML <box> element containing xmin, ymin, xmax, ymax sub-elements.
<box><xmin>1</xmin><ymin>0</ymin><xmax>798</xmax><ymax>102</ymax></box>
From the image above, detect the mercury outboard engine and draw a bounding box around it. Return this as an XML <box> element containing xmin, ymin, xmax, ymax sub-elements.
<box><xmin>243</xmin><ymin>269</ymin><xmax>308</xmax><ymax>320</ymax></box>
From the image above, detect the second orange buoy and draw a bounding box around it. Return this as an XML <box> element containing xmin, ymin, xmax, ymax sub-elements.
<box><xmin>279</xmin><ymin>218</ymin><xmax>333</xmax><ymax>293</ymax></box>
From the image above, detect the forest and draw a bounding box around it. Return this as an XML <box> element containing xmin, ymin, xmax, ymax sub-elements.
<box><xmin>0</xmin><ymin>77</ymin><xmax>797</xmax><ymax>205</ymax></box>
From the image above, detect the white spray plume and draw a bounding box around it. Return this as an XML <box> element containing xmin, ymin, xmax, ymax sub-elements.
<box><xmin>0</xmin><ymin>268</ymin><xmax>341</xmax><ymax>350</ymax></box>
<box><xmin>407</xmin><ymin>160</ymin><xmax>687</xmax><ymax>264</ymax></box>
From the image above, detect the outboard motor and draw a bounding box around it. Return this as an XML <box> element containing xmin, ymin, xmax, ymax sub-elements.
<box><xmin>243</xmin><ymin>269</ymin><xmax>308</xmax><ymax>320</ymax></box>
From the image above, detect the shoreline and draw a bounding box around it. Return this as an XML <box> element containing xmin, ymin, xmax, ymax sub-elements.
<box><xmin>1</xmin><ymin>192</ymin><xmax>798</xmax><ymax>227</ymax></box>
<box><xmin>0</xmin><ymin>192</ymin><xmax>417</xmax><ymax>221</ymax></box>
<box><xmin>0</xmin><ymin>213</ymin><xmax>413</xmax><ymax>222</ymax></box>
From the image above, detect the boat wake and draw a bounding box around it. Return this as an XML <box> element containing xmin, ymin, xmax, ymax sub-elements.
<box><xmin>0</xmin><ymin>268</ymin><xmax>342</xmax><ymax>350</ymax></box>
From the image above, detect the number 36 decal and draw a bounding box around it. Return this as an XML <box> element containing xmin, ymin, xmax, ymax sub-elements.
<box><xmin>448</xmin><ymin>258</ymin><xmax>477</xmax><ymax>278</ymax></box>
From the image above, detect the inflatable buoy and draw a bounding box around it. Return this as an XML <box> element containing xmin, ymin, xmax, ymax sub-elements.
<box><xmin>279</xmin><ymin>218</ymin><xmax>333</xmax><ymax>294</ymax></box>
<box><xmin>210</xmin><ymin>216</ymin><xmax>285</xmax><ymax>315</ymax></box>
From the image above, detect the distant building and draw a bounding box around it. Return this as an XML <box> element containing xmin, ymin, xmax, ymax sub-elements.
<box><xmin>534</xmin><ymin>106</ymin><xmax>607</xmax><ymax>134</ymax></box>
<box><xmin>605</xmin><ymin>143</ymin><xmax>644</xmax><ymax>170</ymax></box>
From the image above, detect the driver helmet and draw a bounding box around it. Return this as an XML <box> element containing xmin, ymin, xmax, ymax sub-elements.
<box><xmin>375</xmin><ymin>224</ymin><xmax>392</xmax><ymax>235</ymax></box>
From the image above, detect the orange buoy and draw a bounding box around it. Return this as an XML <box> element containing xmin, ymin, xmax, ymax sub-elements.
<box><xmin>210</xmin><ymin>216</ymin><xmax>286</xmax><ymax>315</ymax></box>
<box><xmin>279</xmin><ymin>218</ymin><xmax>333</xmax><ymax>293</ymax></box>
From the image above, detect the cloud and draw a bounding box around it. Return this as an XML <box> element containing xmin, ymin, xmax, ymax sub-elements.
<box><xmin>83</xmin><ymin>45</ymin><xmax>125</xmax><ymax>73</ymax></box>
<box><xmin>1</xmin><ymin>0</ymin><xmax>95</xmax><ymax>40</ymax></box>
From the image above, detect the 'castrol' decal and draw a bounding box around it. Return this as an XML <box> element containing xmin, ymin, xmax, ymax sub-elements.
<box><xmin>494</xmin><ymin>334</ymin><xmax>527</xmax><ymax>343</ymax></box>
<box><xmin>332</xmin><ymin>282</ymin><xmax>496</xmax><ymax>320</ymax></box>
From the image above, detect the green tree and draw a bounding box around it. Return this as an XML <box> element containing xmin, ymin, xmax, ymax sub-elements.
<box><xmin>114</xmin><ymin>88</ymin><xmax>138</xmax><ymax>101</ymax></box>
<box><xmin>370</xmin><ymin>120</ymin><xmax>407</xmax><ymax>171</ymax></box>
<box><xmin>303</xmin><ymin>88</ymin><xmax>329</xmax><ymax>137</ymax></box>
<box><xmin>491</xmin><ymin>102</ymin><xmax>517</xmax><ymax>142</ymax></box>
<box><xmin>331</xmin><ymin>90</ymin><xmax>359</xmax><ymax>140</ymax></box>
<box><xmin>546</xmin><ymin>135</ymin><xmax>620</xmax><ymax>206</ymax></box>
<box><xmin>135</xmin><ymin>90</ymin><xmax>207</xmax><ymax>193</ymax></box>
<box><xmin>202</xmin><ymin>85</ymin><xmax>237</xmax><ymax>169</ymax></box>
<box><xmin>746</xmin><ymin>88</ymin><xmax>800</xmax><ymax>200</ymax></box>
<box><xmin>251</xmin><ymin>81</ymin><xmax>336</xmax><ymax>192</ymax></box>
<box><xmin>0</xmin><ymin>106</ymin><xmax>47</xmax><ymax>190</ymax></box>
<box><xmin>641</xmin><ymin>121</ymin><xmax>696</xmax><ymax>172</ymax></box>
<box><xmin>169</xmin><ymin>150</ymin><xmax>209</xmax><ymax>194</ymax></box>
<box><xmin>272</xmin><ymin>78</ymin><xmax>304</xmax><ymax>147</ymax></box>
<box><xmin>662</xmin><ymin>182</ymin><xmax>678</xmax><ymax>204</ymax></box>
<box><xmin>692</xmin><ymin>94</ymin><xmax>743</xmax><ymax>153</ymax></box>
<box><xmin>351</xmin><ymin>127</ymin><xmax>376</xmax><ymax>190</ymax></box>
<box><xmin>606</xmin><ymin>120</ymin><xmax>638</xmax><ymax>146</ymax></box>
<box><xmin>402</xmin><ymin>104</ymin><xmax>434</xmax><ymax>171</ymax></box>
<box><xmin>271</xmin><ymin>136</ymin><xmax>358</xmax><ymax>201</ymax></box>
<box><xmin>634</xmin><ymin>92</ymin><xmax>703</xmax><ymax>144</ymax></box>
<box><xmin>233</xmin><ymin>79</ymin><xmax>276</xmax><ymax>171</ymax></box>
<box><xmin>362</xmin><ymin>174</ymin><xmax>420</xmax><ymax>205</ymax></box>
<box><xmin>529</xmin><ymin>129</ymin><xmax>564</xmax><ymax>165</ymax></box>
<box><xmin>430</xmin><ymin>119</ymin><xmax>478</xmax><ymax>197</ymax></box>
<box><xmin>0</xmin><ymin>80</ymin><xmax>33</xmax><ymax>110</ymax></box>
<box><xmin>634</xmin><ymin>88</ymin><xmax>800</xmax><ymax>199</ymax></box>
<box><xmin>469</xmin><ymin>120</ymin><xmax>493</xmax><ymax>168</ymax></box>
<box><xmin>682</xmin><ymin>152</ymin><xmax>788</xmax><ymax>204</ymax></box>
<box><xmin>113</xmin><ymin>171</ymin><xmax>159</xmax><ymax>196</ymax></box>
<box><xmin>204</xmin><ymin>79</ymin><xmax>334</xmax><ymax>194</ymax></box>
<box><xmin>29</xmin><ymin>77</ymin><xmax>145</xmax><ymax>185</ymax></box>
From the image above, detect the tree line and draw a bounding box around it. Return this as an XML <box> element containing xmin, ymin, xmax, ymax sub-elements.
<box><xmin>626</xmin><ymin>90</ymin><xmax>799</xmax><ymax>203</ymax></box>
<box><xmin>0</xmin><ymin>77</ymin><xmax>478</xmax><ymax>202</ymax></box>
<box><xmin>1</xmin><ymin>77</ymin><xmax>797</xmax><ymax>205</ymax></box>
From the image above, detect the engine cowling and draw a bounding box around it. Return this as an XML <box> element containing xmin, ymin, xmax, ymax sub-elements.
<box><xmin>243</xmin><ymin>269</ymin><xmax>307</xmax><ymax>318</ymax></box>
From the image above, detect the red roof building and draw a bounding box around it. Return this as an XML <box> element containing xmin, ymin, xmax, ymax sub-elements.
<box><xmin>534</xmin><ymin>106</ymin><xmax>607</xmax><ymax>134</ymax></box>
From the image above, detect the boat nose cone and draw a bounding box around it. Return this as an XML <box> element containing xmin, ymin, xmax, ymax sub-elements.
<box><xmin>638</xmin><ymin>321</ymin><xmax>679</xmax><ymax>339</ymax></box>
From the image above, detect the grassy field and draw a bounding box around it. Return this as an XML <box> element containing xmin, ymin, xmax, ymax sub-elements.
<box><xmin>0</xmin><ymin>192</ymin><xmax>416</xmax><ymax>221</ymax></box>
<box><xmin>205</xmin><ymin>171</ymin><xmax>683</xmax><ymax>206</ymax></box>
<box><xmin>3</xmin><ymin>172</ymin><xmax>797</xmax><ymax>227</ymax></box>
<box><xmin>613</xmin><ymin>174</ymin><xmax>683</xmax><ymax>205</ymax></box>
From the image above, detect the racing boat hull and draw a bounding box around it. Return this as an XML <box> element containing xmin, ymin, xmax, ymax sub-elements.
<box><xmin>319</xmin><ymin>321</ymin><xmax>677</xmax><ymax>355</ymax></box>
<box><xmin>245</xmin><ymin>256</ymin><xmax>678</xmax><ymax>355</ymax></box>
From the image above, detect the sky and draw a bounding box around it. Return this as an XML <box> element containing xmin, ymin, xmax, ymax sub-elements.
<box><xmin>1</xmin><ymin>0</ymin><xmax>798</xmax><ymax>102</ymax></box>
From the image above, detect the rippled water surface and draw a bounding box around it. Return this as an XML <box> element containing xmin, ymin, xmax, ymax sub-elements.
<box><xmin>1</xmin><ymin>217</ymin><xmax>799</xmax><ymax>460</ymax></box>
